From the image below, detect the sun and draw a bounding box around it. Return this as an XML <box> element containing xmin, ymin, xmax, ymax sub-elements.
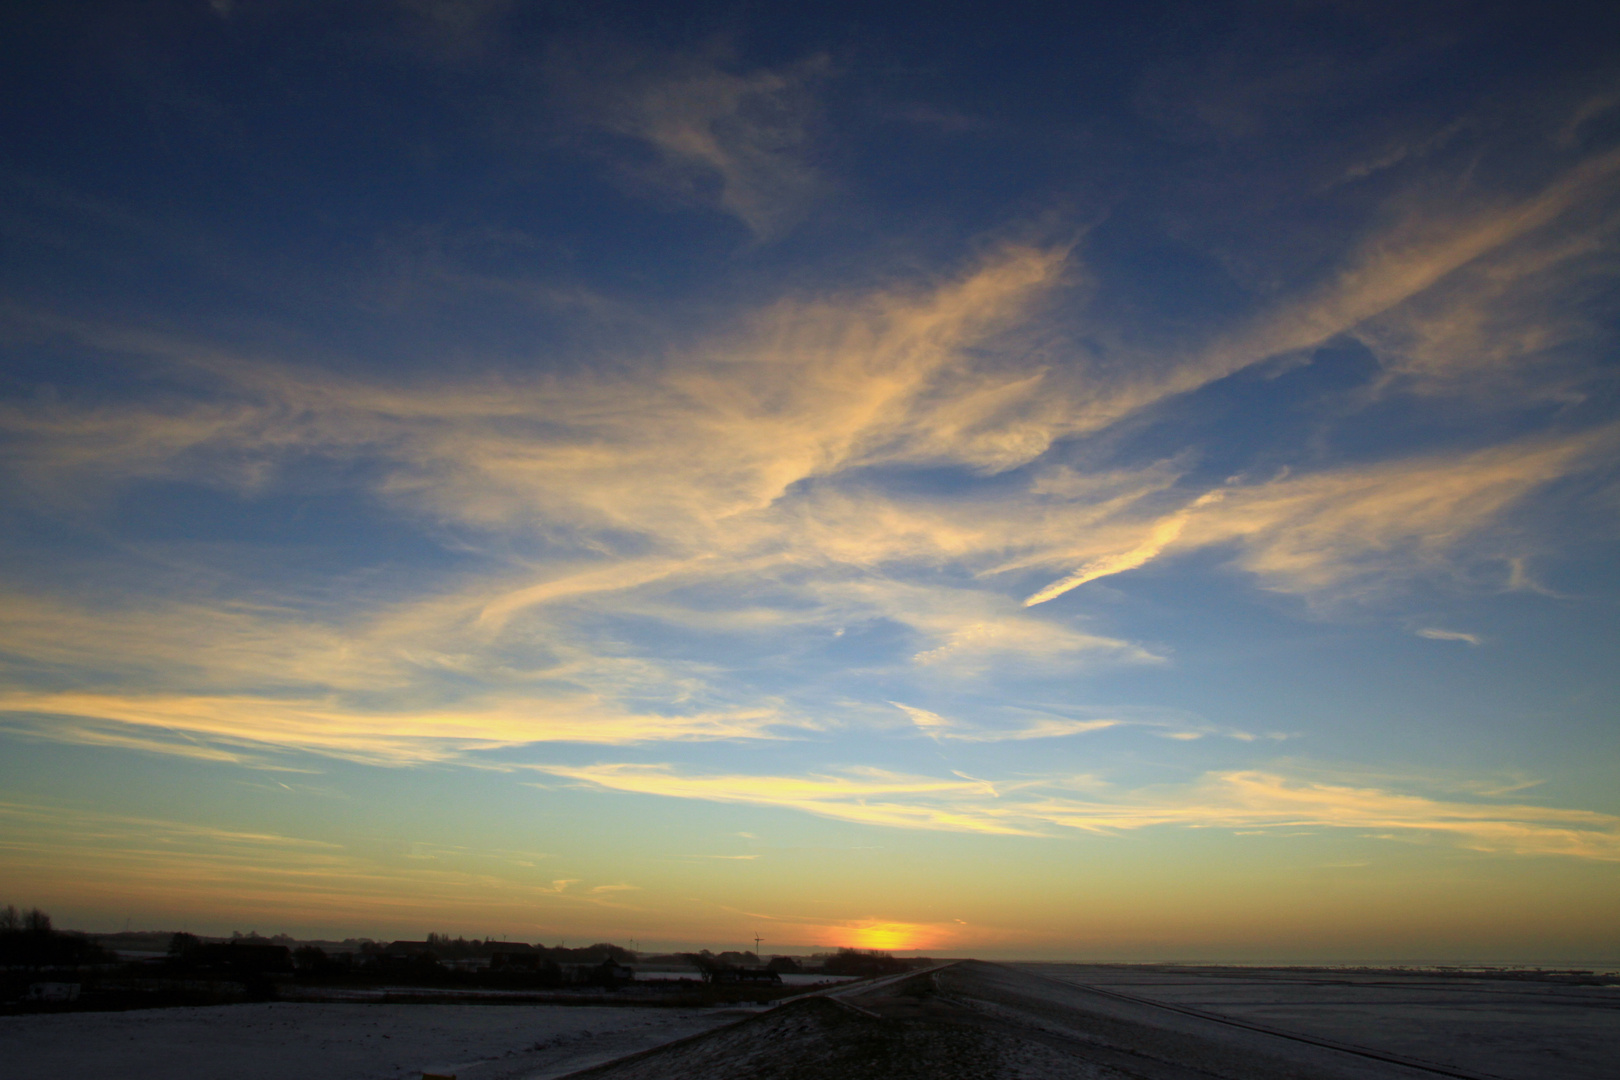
<box><xmin>842</xmin><ymin>922</ymin><xmax>930</xmax><ymax>952</ymax></box>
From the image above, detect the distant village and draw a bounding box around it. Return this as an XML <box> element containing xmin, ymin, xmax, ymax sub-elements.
<box><xmin>1</xmin><ymin>905</ymin><xmax>928</xmax><ymax>1012</ymax></box>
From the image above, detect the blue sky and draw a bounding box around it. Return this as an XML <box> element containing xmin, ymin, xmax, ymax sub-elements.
<box><xmin>1</xmin><ymin>1</ymin><xmax>1617</xmax><ymax>960</ymax></box>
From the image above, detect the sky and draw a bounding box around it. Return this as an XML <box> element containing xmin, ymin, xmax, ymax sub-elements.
<box><xmin>1</xmin><ymin>1</ymin><xmax>1618</xmax><ymax>963</ymax></box>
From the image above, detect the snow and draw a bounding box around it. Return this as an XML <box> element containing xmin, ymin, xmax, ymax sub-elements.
<box><xmin>1014</xmin><ymin>963</ymin><xmax>1620</xmax><ymax>1080</ymax></box>
<box><xmin>0</xmin><ymin>1002</ymin><xmax>748</xmax><ymax>1080</ymax></box>
<box><xmin>9</xmin><ymin>963</ymin><xmax>1611</xmax><ymax>1080</ymax></box>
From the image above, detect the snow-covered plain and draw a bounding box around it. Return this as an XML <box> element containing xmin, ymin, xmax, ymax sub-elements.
<box><xmin>10</xmin><ymin>963</ymin><xmax>1611</xmax><ymax>1080</ymax></box>
<box><xmin>1016</xmin><ymin>964</ymin><xmax>1620</xmax><ymax>1080</ymax></box>
<box><xmin>0</xmin><ymin>1002</ymin><xmax>749</xmax><ymax>1080</ymax></box>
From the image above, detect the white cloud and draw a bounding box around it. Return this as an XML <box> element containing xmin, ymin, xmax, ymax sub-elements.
<box><xmin>1417</xmin><ymin>628</ymin><xmax>1483</xmax><ymax>645</ymax></box>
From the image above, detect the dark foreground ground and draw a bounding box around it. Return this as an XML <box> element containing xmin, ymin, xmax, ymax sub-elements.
<box><xmin>4</xmin><ymin>961</ymin><xmax>1615</xmax><ymax>1079</ymax></box>
<box><xmin>567</xmin><ymin>961</ymin><xmax>1619</xmax><ymax>1080</ymax></box>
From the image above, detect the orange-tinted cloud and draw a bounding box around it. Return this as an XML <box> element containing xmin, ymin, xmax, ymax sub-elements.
<box><xmin>538</xmin><ymin>762</ymin><xmax>1620</xmax><ymax>861</ymax></box>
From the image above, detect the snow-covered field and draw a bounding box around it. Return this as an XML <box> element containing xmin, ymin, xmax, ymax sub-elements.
<box><xmin>12</xmin><ymin>963</ymin><xmax>1610</xmax><ymax>1080</ymax></box>
<box><xmin>1016</xmin><ymin>964</ymin><xmax>1620</xmax><ymax>1080</ymax></box>
<box><xmin>0</xmin><ymin>1001</ymin><xmax>749</xmax><ymax>1080</ymax></box>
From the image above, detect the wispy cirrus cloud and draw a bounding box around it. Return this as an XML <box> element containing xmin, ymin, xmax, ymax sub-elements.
<box><xmin>7</xmin><ymin>212</ymin><xmax>1610</xmax><ymax>575</ymax></box>
<box><xmin>1017</xmin><ymin>428</ymin><xmax>1613</xmax><ymax>603</ymax></box>
<box><xmin>1</xmin><ymin>244</ymin><xmax>1070</xmax><ymax>519</ymax></box>
<box><xmin>539</xmin><ymin>762</ymin><xmax>1620</xmax><ymax>861</ymax></box>
<box><xmin>889</xmin><ymin>702</ymin><xmax>1279</xmax><ymax>744</ymax></box>
<box><xmin>0</xmin><ymin>690</ymin><xmax>794</xmax><ymax>765</ymax></box>
<box><xmin>548</xmin><ymin>43</ymin><xmax>829</xmax><ymax>238</ymax></box>
<box><xmin>891</xmin><ymin>701</ymin><xmax>1120</xmax><ymax>741</ymax></box>
<box><xmin>1417</xmin><ymin>628</ymin><xmax>1483</xmax><ymax>645</ymax></box>
<box><xmin>535</xmin><ymin>763</ymin><xmax>1034</xmax><ymax>836</ymax></box>
<box><xmin>1108</xmin><ymin>144</ymin><xmax>1620</xmax><ymax>411</ymax></box>
<box><xmin>2</xmin><ymin>163</ymin><xmax>1617</xmax><ymax>768</ymax></box>
<box><xmin>1023</xmin><ymin>490</ymin><xmax>1226</xmax><ymax>606</ymax></box>
<box><xmin>1352</xmin><ymin>209</ymin><xmax>1620</xmax><ymax>401</ymax></box>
